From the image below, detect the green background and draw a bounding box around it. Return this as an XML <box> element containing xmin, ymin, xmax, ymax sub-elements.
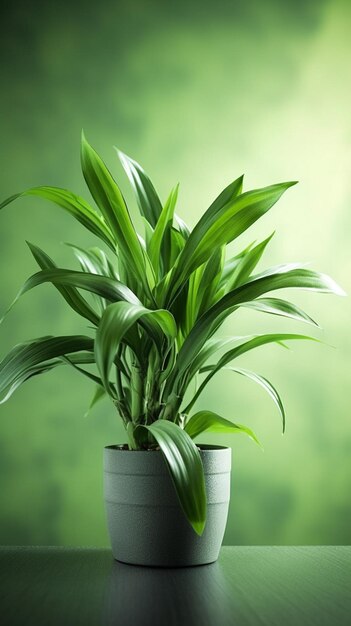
<box><xmin>0</xmin><ymin>0</ymin><xmax>350</xmax><ymax>546</ymax></box>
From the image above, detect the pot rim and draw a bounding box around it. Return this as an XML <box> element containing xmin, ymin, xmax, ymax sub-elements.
<box><xmin>104</xmin><ymin>443</ymin><xmax>230</xmax><ymax>452</ymax></box>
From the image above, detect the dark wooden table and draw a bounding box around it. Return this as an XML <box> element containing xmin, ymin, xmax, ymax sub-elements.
<box><xmin>0</xmin><ymin>546</ymin><xmax>350</xmax><ymax>625</ymax></box>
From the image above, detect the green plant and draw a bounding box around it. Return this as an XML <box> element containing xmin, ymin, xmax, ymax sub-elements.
<box><xmin>0</xmin><ymin>133</ymin><xmax>345</xmax><ymax>535</ymax></box>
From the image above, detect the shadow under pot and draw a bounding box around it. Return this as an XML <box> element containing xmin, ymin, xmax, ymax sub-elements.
<box><xmin>103</xmin><ymin>443</ymin><xmax>231</xmax><ymax>567</ymax></box>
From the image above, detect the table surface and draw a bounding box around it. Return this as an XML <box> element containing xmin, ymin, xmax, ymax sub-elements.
<box><xmin>0</xmin><ymin>546</ymin><xmax>350</xmax><ymax>626</ymax></box>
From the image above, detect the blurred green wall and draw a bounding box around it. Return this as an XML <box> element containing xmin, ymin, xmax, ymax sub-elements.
<box><xmin>0</xmin><ymin>0</ymin><xmax>350</xmax><ymax>546</ymax></box>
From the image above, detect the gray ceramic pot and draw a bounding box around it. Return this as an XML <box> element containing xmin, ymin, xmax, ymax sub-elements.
<box><xmin>103</xmin><ymin>443</ymin><xmax>231</xmax><ymax>567</ymax></box>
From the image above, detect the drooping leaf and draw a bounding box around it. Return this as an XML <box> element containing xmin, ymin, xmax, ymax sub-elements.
<box><xmin>65</xmin><ymin>242</ymin><xmax>112</xmax><ymax>311</ymax></box>
<box><xmin>183</xmin><ymin>333</ymin><xmax>318</xmax><ymax>414</ymax></box>
<box><xmin>180</xmin><ymin>335</ymin><xmax>250</xmax><ymax>393</ymax></box>
<box><xmin>241</xmin><ymin>297</ymin><xmax>319</xmax><ymax>326</ymax></box>
<box><xmin>184</xmin><ymin>410</ymin><xmax>261</xmax><ymax>447</ymax></box>
<box><xmin>27</xmin><ymin>242</ymin><xmax>100</xmax><ymax>325</ymax></box>
<box><xmin>0</xmin><ymin>335</ymin><xmax>94</xmax><ymax>404</ymax></box>
<box><xmin>223</xmin><ymin>367</ymin><xmax>285</xmax><ymax>432</ymax></box>
<box><xmin>167</xmin><ymin>266</ymin><xmax>345</xmax><ymax>393</ymax></box>
<box><xmin>0</xmin><ymin>186</ymin><xmax>116</xmax><ymax>251</ymax></box>
<box><xmin>142</xmin><ymin>419</ymin><xmax>207</xmax><ymax>535</ymax></box>
<box><xmin>1</xmin><ymin>268</ymin><xmax>141</xmax><ymax>324</ymax></box>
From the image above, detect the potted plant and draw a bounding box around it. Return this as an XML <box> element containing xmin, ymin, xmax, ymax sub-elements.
<box><xmin>0</xmin><ymin>133</ymin><xmax>344</xmax><ymax>566</ymax></box>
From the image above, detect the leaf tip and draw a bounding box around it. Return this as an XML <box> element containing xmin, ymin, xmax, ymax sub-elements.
<box><xmin>192</xmin><ymin>519</ymin><xmax>206</xmax><ymax>536</ymax></box>
<box><xmin>321</xmin><ymin>273</ymin><xmax>346</xmax><ymax>296</ymax></box>
<box><xmin>114</xmin><ymin>146</ymin><xmax>128</xmax><ymax>166</ymax></box>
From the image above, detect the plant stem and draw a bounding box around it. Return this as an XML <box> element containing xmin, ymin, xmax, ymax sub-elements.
<box><xmin>130</xmin><ymin>362</ymin><xmax>144</xmax><ymax>422</ymax></box>
<box><xmin>126</xmin><ymin>422</ymin><xmax>138</xmax><ymax>450</ymax></box>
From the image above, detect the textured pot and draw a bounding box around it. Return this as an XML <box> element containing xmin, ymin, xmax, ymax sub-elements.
<box><xmin>103</xmin><ymin>443</ymin><xmax>231</xmax><ymax>567</ymax></box>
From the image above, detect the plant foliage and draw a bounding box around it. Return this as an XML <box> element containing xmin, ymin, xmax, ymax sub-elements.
<box><xmin>0</xmin><ymin>133</ymin><xmax>345</xmax><ymax>534</ymax></box>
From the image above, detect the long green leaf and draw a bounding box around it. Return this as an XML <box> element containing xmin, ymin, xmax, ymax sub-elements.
<box><xmin>241</xmin><ymin>297</ymin><xmax>318</xmax><ymax>326</ymax></box>
<box><xmin>117</xmin><ymin>149</ymin><xmax>163</xmax><ymax>228</ymax></box>
<box><xmin>168</xmin><ymin>266</ymin><xmax>345</xmax><ymax>392</ymax></box>
<box><xmin>0</xmin><ymin>335</ymin><xmax>94</xmax><ymax>403</ymax></box>
<box><xmin>224</xmin><ymin>367</ymin><xmax>285</xmax><ymax>432</ymax></box>
<box><xmin>27</xmin><ymin>242</ymin><xmax>100</xmax><ymax>325</ymax></box>
<box><xmin>81</xmin><ymin>133</ymin><xmax>155</xmax><ymax>295</ymax></box>
<box><xmin>184</xmin><ymin>264</ymin><xmax>206</xmax><ymax>336</ymax></box>
<box><xmin>118</xmin><ymin>149</ymin><xmax>190</xmax><ymax>246</ymax></box>
<box><xmin>181</xmin><ymin>335</ymin><xmax>250</xmax><ymax>391</ymax></box>
<box><xmin>184</xmin><ymin>410</ymin><xmax>261</xmax><ymax>447</ymax></box>
<box><xmin>169</xmin><ymin>227</ymin><xmax>186</xmax><ymax>266</ymax></box>
<box><xmin>197</xmin><ymin>246</ymin><xmax>225</xmax><ymax>316</ymax></box>
<box><xmin>141</xmin><ymin>420</ymin><xmax>206</xmax><ymax>535</ymax></box>
<box><xmin>174</xmin><ymin>215</ymin><xmax>190</xmax><ymax>239</ymax></box>
<box><xmin>0</xmin><ymin>186</ymin><xmax>115</xmax><ymax>251</ymax></box>
<box><xmin>183</xmin><ymin>333</ymin><xmax>318</xmax><ymax>414</ymax></box>
<box><xmin>219</xmin><ymin>241</ymin><xmax>256</xmax><ymax>288</ymax></box>
<box><xmin>167</xmin><ymin>175</ymin><xmax>244</xmax><ymax>302</ymax></box>
<box><xmin>166</xmin><ymin>177</ymin><xmax>245</xmax><ymax>314</ymax></box>
<box><xmin>167</xmin><ymin>180</ymin><xmax>294</xmax><ymax>301</ymax></box>
<box><xmin>224</xmin><ymin>232</ymin><xmax>274</xmax><ymax>291</ymax></box>
<box><xmin>148</xmin><ymin>184</ymin><xmax>179</xmax><ymax>278</ymax></box>
<box><xmin>65</xmin><ymin>242</ymin><xmax>112</xmax><ymax>312</ymax></box>
<box><xmin>1</xmin><ymin>268</ymin><xmax>140</xmax><ymax>324</ymax></box>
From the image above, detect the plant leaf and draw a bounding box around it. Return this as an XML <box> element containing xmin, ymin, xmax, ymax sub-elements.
<box><xmin>185</xmin><ymin>410</ymin><xmax>261</xmax><ymax>447</ymax></box>
<box><xmin>224</xmin><ymin>367</ymin><xmax>286</xmax><ymax>432</ymax></box>
<box><xmin>174</xmin><ymin>215</ymin><xmax>190</xmax><ymax>239</ymax></box>
<box><xmin>117</xmin><ymin>148</ymin><xmax>163</xmax><ymax>228</ymax></box>
<box><xmin>183</xmin><ymin>333</ymin><xmax>318</xmax><ymax>413</ymax></box>
<box><xmin>168</xmin><ymin>179</ymin><xmax>294</xmax><ymax>301</ymax></box>
<box><xmin>1</xmin><ymin>268</ymin><xmax>141</xmax><ymax>325</ymax></box>
<box><xmin>0</xmin><ymin>186</ymin><xmax>115</xmax><ymax>251</ymax></box>
<box><xmin>180</xmin><ymin>335</ymin><xmax>250</xmax><ymax>392</ymax></box>
<box><xmin>148</xmin><ymin>184</ymin><xmax>179</xmax><ymax>279</ymax></box>
<box><xmin>168</xmin><ymin>266</ymin><xmax>345</xmax><ymax>392</ymax></box>
<box><xmin>0</xmin><ymin>335</ymin><xmax>94</xmax><ymax>403</ymax></box>
<box><xmin>81</xmin><ymin>133</ymin><xmax>155</xmax><ymax>295</ymax></box>
<box><xmin>219</xmin><ymin>241</ymin><xmax>256</xmax><ymax>288</ymax></box>
<box><xmin>241</xmin><ymin>297</ymin><xmax>319</xmax><ymax>326</ymax></box>
<box><xmin>141</xmin><ymin>419</ymin><xmax>207</xmax><ymax>535</ymax></box>
<box><xmin>84</xmin><ymin>385</ymin><xmax>107</xmax><ymax>417</ymax></box>
<box><xmin>95</xmin><ymin>301</ymin><xmax>176</xmax><ymax>395</ymax></box>
<box><xmin>197</xmin><ymin>246</ymin><xmax>226</xmax><ymax>316</ymax></box>
<box><xmin>65</xmin><ymin>242</ymin><xmax>113</xmax><ymax>311</ymax></box>
<box><xmin>224</xmin><ymin>232</ymin><xmax>274</xmax><ymax>291</ymax></box>
<box><xmin>27</xmin><ymin>242</ymin><xmax>100</xmax><ymax>325</ymax></box>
